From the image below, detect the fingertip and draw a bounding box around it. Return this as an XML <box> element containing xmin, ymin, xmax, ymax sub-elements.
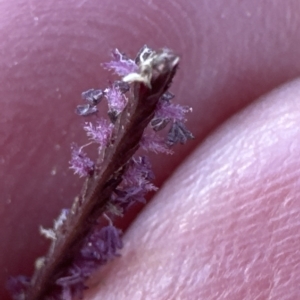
<box><xmin>84</xmin><ymin>77</ymin><xmax>300</xmax><ymax>299</ymax></box>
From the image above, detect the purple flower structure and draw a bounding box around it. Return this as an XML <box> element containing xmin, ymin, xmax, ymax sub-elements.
<box><xmin>9</xmin><ymin>46</ymin><xmax>193</xmax><ymax>300</ymax></box>
<box><xmin>111</xmin><ymin>156</ymin><xmax>158</xmax><ymax>212</ymax></box>
<box><xmin>155</xmin><ymin>101</ymin><xmax>191</xmax><ymax>122</ymax></box>
<box><xmin>83</xmin><ymin>119</ymin><xmax>113</xmax><ymax>148</ymax></box>
<box><xmin>69</xmin><ymin>144</ymin><xmax>94</xmax><ymax>177</ymax></box>
<box><xmin>102</xmin><ymin>48</ymin><xmax>138</xmax><ymax>76</ymax></box>
<box><xmin>104</xmin><ymin>84</ymin><xmax>128</xmax><ymax>122</ymax></box>
<box><xmin>140</xmin><ymin>132</ymin><xmax>174</xmax><ymax>154</ymax></box>
<box><xmin>80</xmin><ymin>225</ymin><xmax>123</xmax><ymax>264</ymax></box>
<box><xmin>55</xmin><ymin>225</ymin><xmax>123</xmax><ymax>300</ymax></box>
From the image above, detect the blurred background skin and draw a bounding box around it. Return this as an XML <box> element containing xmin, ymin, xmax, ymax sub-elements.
<box><xmin>2</xmin><ymin>0</ymin><xmax>300</xmax><ymax>299</ymax></box>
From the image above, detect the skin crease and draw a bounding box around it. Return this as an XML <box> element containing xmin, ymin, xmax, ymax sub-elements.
<box><xmin>1</xmin><ymin>0</ymin><xmax>300</xmax><ymax>299</ymax></box>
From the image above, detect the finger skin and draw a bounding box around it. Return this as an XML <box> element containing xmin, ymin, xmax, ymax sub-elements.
<box><xmin>1</xmin><ymin>0</ymin><xmax>300</xmax><ymax>299</ymax></box>
<box><xmin>85</xmin><ymin>79</ymin><xmax>300</xmax><ymax>300</ymax></box>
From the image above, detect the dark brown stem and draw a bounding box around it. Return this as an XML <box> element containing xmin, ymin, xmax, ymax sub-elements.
<box><xmin>25</xmin><ymin>49</ymin><xmax>179</xmax><ymax>300</ymax></box>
